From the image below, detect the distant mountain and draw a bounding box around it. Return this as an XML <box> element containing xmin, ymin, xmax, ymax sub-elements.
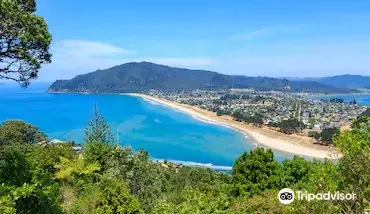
<box><xmin>285</xmin><ymin>75</ymin><xmax>370</xmax><ymax>90</ymax></box>
<box><xmin>315</xmin><ymin>75</ymin><xmax>370</xmax><ymax>89</ymax></box>
<box><xmin>48</xmin><ymin>62</ymin><xmax>357</xmax><ymax>94</ymax></box>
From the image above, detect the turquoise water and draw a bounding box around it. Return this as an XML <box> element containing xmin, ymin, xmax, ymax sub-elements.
<box><xmin>311</xmin><ymin>94</ymin><xmax>370</xmax><ymax>105</ymax></box>
<box><xmin>0</xmin><ymin>83</ymin><xmax>293</xmax><ymax>167</ymax></box>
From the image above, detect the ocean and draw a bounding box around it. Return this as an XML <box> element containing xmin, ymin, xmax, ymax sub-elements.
<box><xmin>1</xmin><ymin>83</ymin><xmax>298</xmax><ymax>167</ymax></box>
<box><xmin>311</xmin><ymin>93</ymin><xmax>370</xmax><ymax>105</ymax></box>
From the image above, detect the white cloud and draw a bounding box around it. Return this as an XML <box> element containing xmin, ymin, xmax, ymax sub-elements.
<box><xmin>53</xmin><ymin>40</ymin><xmax>132</xmax><ymax>57</ymax></box>
<box><xmin>40</xmin><ymin>56</ymin><xmax>215</xmax><ymax>81</ymax></box>
<box><xmin>37</xmin><ymin>39</ymin><xmax>370</xmax><ymax>81</ymax></box>
<box><xmin>40</xmin><ymin>40</ymin><xmax>133</xmax><ymax>80</ymax></box>
<box><xmin>229</xmin><ymin>26</ymin><xmax>299</xmax><ymax>42</ymax></box>
<box><xmin>229</xmin><ymin>28</ymin><xmax>270</xmax><ymax>41</ymax></box>
<box><xmin>38</xmin><ymin>39</ymin><xmax>218</xmax><ymax>80</ymax></box>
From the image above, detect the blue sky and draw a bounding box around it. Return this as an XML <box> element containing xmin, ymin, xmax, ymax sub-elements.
<box><xmin>36</xmin><ymin>0</ymin><xmax>370</xmax><ymax>81</ymax></box>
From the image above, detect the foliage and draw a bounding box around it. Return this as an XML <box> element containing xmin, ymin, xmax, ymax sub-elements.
<box><xmin>48</xmin><ymin>62</ymin><xmax>355</xmax><ymax>93</ymax></box>
<box><xmin>230</xmin><ymin>190</ymin><xmax>286</xmax><ymax>214</ymax></box>
<box><xmin>94</xmin><ymin>178</ymin><xmax>144</xmax><ymax>214</ymax></box>
<box><xmin>123</xmin><ymin>150</ymin><xmax>164</xmax><ymax>212</ymax></box>
<box><xmin>232</xmin><ymin>110</ymin><xmax>244</xmax><ymax>122</ymax></box>
<box><xmin>289</xmin><ymin>160</ymin><xmax>341</xmax><ymax>214</ymax></box>
<box><xmin>352</xmin><ymin>116</ymin><xmax>370</xmax><ymax>130</ymax></box>
<box><xmin>84</xmin><ymin>141</ymin><xmax>113</xmax><ymax>173</ymax></box>
<box><xmin>55</xmin><ymin>157</ymin><xmax>100</xmax><ymax>181</ymax></box>
<box><xmin>335</xmin><ymin>120</ymin><xmax>370</xmax><ymax>212</ymax></box>
<box><xmin>0</xmin><ymin>120</ymin><xmax>47</xmax><ymax>145</ymax></box>
<box><xmin>84</xmin><ymin>104</ymin><xmax>114</xmax><ymax>145</ymax></box>
<box><xmin>244</xmin><ymin>114</ymin><xmax>264</xmax><ymax>126</ymax></box>
<box><xmin>280</xmin><ymin>156</ymin><xmax>312</xmax><ymax>187</ymax></box>
<box><xmin>328</xmin><ymin>98</ymin><xmax>344</xmax><ymax>103</ymax></box>
<box><xmin>0</xmin><ymin>143</ymin><xmax>72</xmax><ymax>213</ymax></box>
<box><xmin>232</xmin><ymin>148</ymin><xmax>280</xmax><ymax>196</ymax></box>
<box><xmin>360</xmin><ymin>108</ymin><xmax>370</xmax><ymax>117</ymax></box>
<box><xmin>308</xmin><ymin>131</ymin><xmax>320</xmax><ymax>139</ymax></box>
<box><xmin>319</xmin><ymin>127</ymin><xmax>340</xmax><ymax>145</ymax></box>
<box><xmin>152</xmin><ymin>185</ymin><xmax>231</xmax><ymax>214</ymax></box>
<box><xmin>278</xmin><ymin>119</ymin><xmax>305</xmax><ymax>134</ymax></box>
<box><xmin>0</xmin><ymin>0</ymin><xmax>52</xmax><ymax>87</ymax></box>
<box><xmin>55</xmin><ymin>148</ymin><xmax>143</xmax><ymax>213</ymax></box>
<box><xmin>2</xmin><ymin>117</ymin><xmax>370</xmax><ymax>213</ymax></box>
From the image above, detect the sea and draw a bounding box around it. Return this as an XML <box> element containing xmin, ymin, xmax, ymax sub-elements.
<box><xmin>5</xmin><ymin>83</ymin><xmax>364</xmax><ymax>168</ymax></box>
<box><xmin>311</xmin><ymin>93</ymin><xmax>370</xmax><ymax>105</ymax></box>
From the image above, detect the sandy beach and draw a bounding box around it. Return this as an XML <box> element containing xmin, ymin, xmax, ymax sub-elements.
<box><xmin>127</xmin><ymin>93</ymin><xmax>342</xmax><ymax>159</ymax></box>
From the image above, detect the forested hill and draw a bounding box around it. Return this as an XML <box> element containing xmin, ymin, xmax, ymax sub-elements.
<box><xmin>48</xmin><ymin>62</ymin><xmax>356</xmax><ymax>93</ymax></box>
<box><xmin>317</xmin><ymin>75</ymin><xmax>370</xmax><ymax>89</ymax></box>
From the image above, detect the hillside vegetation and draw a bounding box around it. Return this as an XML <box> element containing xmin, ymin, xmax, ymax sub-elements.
<box><xmin>1</xmin><ymin>108</ymin><xmax>370</xmax><ymax>213</ymax></box>
<box><xmin>317</xmin><ymin>75</ymin><xmax>370</xmax><ymax>89</ymax></box>
<box><xmin>48</xmin><ymin>62</ymin><xmax>356</xmax><ymax>94</ymax></box>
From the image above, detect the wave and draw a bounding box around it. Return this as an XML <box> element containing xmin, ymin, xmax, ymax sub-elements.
<box><xmin>152</xmin><ymin>158</ymin><xmax>232</xmax><ymax>171</ymax></box>
<box><xmin>154</xmin><ymin>119</ymin><xmax>162</xmax><ymax>123</ymax></box>
<box><xmin>138</xmin><ymin>96</ymin><xmax>243</xmax><ymax>134</ymax></box>
<box><xmin>141</xmin><ymin>97</ymin><xmax>162</xmax><ymax>106</ymax></box>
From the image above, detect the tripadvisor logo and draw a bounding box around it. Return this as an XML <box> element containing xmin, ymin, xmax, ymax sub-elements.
<box><xmin>278</xmin><ymin>188</ymin><xmax>356</xmax><ymax>205</ymax></box>
<box><xmin>278</xmin><ymin>188</ymin><xmax>295</xmax><ymax>204</ymax></box>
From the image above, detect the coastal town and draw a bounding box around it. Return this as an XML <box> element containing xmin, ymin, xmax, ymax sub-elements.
<box><xmin>145</xmin><ymin>89</ymin><xmax>367</xmax><ymax>141</ymax></box>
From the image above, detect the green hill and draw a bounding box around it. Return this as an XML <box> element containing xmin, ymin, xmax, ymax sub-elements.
<box><xmin>48</xmin><ymin>62</ymin><xmax>356</xmax><ymax>93</ymax></box>
<box><xmin>317</xmin><ymin>75</ymin><xmax>370</xmax><ymax>89</ymax></box>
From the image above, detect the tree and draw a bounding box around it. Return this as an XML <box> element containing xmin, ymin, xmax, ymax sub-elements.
<box><xmin>123</xmin><ymin>150</ymin><xmax>164</xmax><ymax>212</ymax></box>
<box><xmin>95</xmin><ymin>178</ymin><xmax>143</xmax><ymax>214</ymax></box>
<box><xmin>55</xmin><ymin>155</ymin><xmax>102</xmax><ymax>213</ymax></box>
<box><xmin>308</xmin><ymin>131</ymin><xmax>320</xmax><ymax>140</ymax></box>
<box><xmin>319</xmin><ymin>127</ymin><xmax>340</xmax><ymax>145</ymax></box>
<box><xmin>0</xmin><ymin>120</ymin><xmax>47</xmax><ymax>145</ymax></box>
<box><xmin>83</xmin><ymin>105</ymin><xmax>115</xmax><ymax>173</ymax></box>
<box><xmin>84</xmin><ymin>140</ymin><xmax>114</xmax><ymax>174</ymax></box>
<box><xmin>152</xmin><ymin>186</ymin><xmax>230</xmax><ymax>214</ymax></box>
<box><xmin>329</xmin><ymin>98</ymin><xmax>344</xmax><ymax>103</ymax></box>
<box><xmin>54</xmin><ymin>156</ymin><xmax>100</xmax><ymax>182</ymax></box>
<box><xmin>84</xmin><ymin>104</ymin><xmax>114</xmax><ymax>145</ymax></box>
<box><xmin>230</xmin><ymin>190</ymin><xmax>286</xmax><ymax>214</ymax></box>
<box><xmin>232</xmin><ymin>148</ymin><xmax>281</xmax><ymax>196</ymax></box>
<box><xmin>352</xmin><ymin>116</ymin><xmax>370</xmax><ymax>130</ymax></box>
<box><xmin>0</xmin><ymin>0</ymin><xmax>52</xmax><ymax>87</ymax></box>
<box><xmin>360</xmin><ymin>108</ymin><xmax>370</xmax><ymax>117</ymax></box>
<box><xmin>232</xmin><ymin>110</ymin><xmax>245</xmax><ymax>122</ymax></box>
<box><xmin>335</xmin><ymin>119</ymin><xmax>370</xmax><ymax>212</ymax></box>
<box><xmin>278</xmin><ymin>119</ymin><xmax>304</xmax><ymax>134</ymax></box>
<box><xmin>55</xmin><ymin>156</ymin><xmax>143</xmax><ymax>214</ymax></box>
<box><xmin>0</xmin><ymin>144</ymin><xmax>63</xmax><ymax>213</ymax></box>
<box><xmin>281</xmin><ymin>156</ymin><xmax>312</xmax><ymax>187</ymax></box>
<box><xmin>290</xmin><ymin>160</ymin><xmax>341</xmax><ymax>214</ymax></box>
<box><xmin>244</xmin><ymin>115</ymin><xmax>264</xmax><ymax>126</ymax></box>
<box><xmin>0</xmin><ymin>144</ymin><xmax>32</xmax><ymax>186</ymax></box>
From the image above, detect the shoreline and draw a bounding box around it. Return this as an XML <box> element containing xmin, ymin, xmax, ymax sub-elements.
<box><xmin>126</xmin><ymin>93</ymin><xmax>342</xmax><ymax>159</ymax></box>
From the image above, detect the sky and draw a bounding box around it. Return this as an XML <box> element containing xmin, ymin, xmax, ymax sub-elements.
<box><xmin>34</xmin><ymin>0</ymin><xmax>370</xmax><ymax>81</ymax></box>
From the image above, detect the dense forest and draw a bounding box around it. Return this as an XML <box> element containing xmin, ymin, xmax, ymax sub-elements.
<box><xmin>1</xmin><ymin>106</ymin><xmax>370</xmax><ymax>213</ymax></box>
<box><xmin>48</xmin><ymin>62</ymin><xmax>357</xmax><ymax>94</ymax></box>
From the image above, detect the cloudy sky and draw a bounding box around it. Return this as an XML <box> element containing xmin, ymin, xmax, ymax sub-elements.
<box><xmin>36</xmin><ymin>0</ymin><xmax>370</xmax><ymax>81</ymax></box>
